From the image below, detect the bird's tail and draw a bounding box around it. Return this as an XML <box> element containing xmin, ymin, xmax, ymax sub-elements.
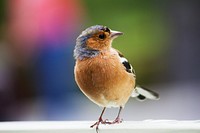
<box><xmin>131</xmin><ymin>86</ymin><xmax>159</xmax><ymax>101</ymax></box>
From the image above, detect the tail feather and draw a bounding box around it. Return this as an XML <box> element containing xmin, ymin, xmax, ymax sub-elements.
<box><xmin>131</xmin><ymin>86</ymin><xmax>159</xmax><ymax>101</ymax></box>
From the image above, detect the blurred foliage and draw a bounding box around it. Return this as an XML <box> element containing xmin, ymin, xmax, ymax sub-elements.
<box><xmin>0</xmin><ymin>0</ymin><xmax>6</xmax><ymax>24</ymax></box>
<box><xmin>84</xmin><ymin>0</ymin><xmax>170</xmax><ymax>84</ymax></box>
<box><xmin>0</xmin><ymin>0</ymin><xmax>6</xmax><ymax>40</ymax></box>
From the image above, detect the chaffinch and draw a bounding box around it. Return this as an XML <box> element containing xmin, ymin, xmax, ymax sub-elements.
<box><xmin>74</xmin><ymin>25</ymin><xmax>159</xmax><ymax>132</ymax></box>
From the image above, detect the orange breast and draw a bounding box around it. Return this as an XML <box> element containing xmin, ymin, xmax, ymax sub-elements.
<box><xmin>74</xmin><ymin>52</ymin><xmax>135</xmax><ymax>107</ymax></box>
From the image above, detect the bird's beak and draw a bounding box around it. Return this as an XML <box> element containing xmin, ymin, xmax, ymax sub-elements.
<box><xmin>110</xmin><ymin>30</ymin><xmax>123</xmax><ymax>39</ymax></box>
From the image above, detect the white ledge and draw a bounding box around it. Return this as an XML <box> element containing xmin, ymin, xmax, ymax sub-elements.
<box><xmin>0</xmin><ymin>120</ymin><xmax>200</xmax><ymax>133</ymax></box>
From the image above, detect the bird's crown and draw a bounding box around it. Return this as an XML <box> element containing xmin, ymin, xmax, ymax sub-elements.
<box><xmin>78</xmin><ymin>25</ymin><xmax>109</xmax><ymax>39</ymax></box>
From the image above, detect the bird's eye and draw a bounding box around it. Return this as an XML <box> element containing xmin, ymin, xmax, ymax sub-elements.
<box><xmin>98</xmin><ymin>34</ymin><xmax>106</xmax><ymax>39</ymax></box>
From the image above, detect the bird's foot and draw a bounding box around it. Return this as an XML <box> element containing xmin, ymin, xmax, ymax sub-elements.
<box><xmin>90</xmin><ymin>118</ymin><xmax>123</xmax><ymax>133</ymax></box>
<box><xmin>90</xmin><ymin>118</ymin><xmax>111</xmax><ymax>132</ymax></box>
<box><xmin>110</xmin><ymin>117</ymin><xmax>123</xmax><ymax>124</ymax></box>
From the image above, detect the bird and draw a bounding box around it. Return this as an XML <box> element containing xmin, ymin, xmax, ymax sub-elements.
<box><xmin>74</xmin><ymin>25</ymin><xmax>159</xmax><ymax>132</ymax></box>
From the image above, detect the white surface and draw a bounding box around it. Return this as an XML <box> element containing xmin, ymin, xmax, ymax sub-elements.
<box><xmin>0</xmin><ymin>120</ymin><xmax>200</xmax><ymax>133</ymax></box>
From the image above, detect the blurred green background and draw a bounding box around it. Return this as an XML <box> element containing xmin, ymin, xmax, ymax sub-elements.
<box><xmin>0</xmin><ymin>0</ymin><xmax>200</xmax><ymax>121</ymax></box>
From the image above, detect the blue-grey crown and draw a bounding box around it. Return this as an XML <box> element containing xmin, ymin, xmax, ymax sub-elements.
<box><xmin>74</xmin><ymin>25</ymin><xmax>107</xmax><ymax>60</ymax></box>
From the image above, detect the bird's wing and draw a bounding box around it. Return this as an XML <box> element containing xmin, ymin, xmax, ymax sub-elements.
<box><xmin>115</xmin><ymin>49</ymin><xmax>159</xmax><ymax>101</ymax></box>
<box><xmin>115</xmin><ymin>49</ymin><xmax>136</xmax><ymax>75</ymax></box>
<box><xmin>131</xmin><ymin>85</ymin><xmax>159</xmax><ymax>101</ymax></box>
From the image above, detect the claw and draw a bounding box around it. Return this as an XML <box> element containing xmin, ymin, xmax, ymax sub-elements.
<box><xmin>90</xmin><ymin>117</ymin><xmax>104</xmax><ymax>133</ymax></box>
<box><xmin>112</xmin><ymin>117</ymin><xmax>123</xmax><ymax>124</ymax></box>
<box><xmin>90</xmin><ymin>122</ymin><xmax>99</xmax><ymax>133</ymax></box>
<box><xmin>91</xmin><ymin>118</ymin><xmax>115</xmax><ymax>133</ymax></box>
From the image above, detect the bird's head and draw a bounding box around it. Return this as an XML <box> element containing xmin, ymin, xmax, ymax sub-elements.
<box><xmin>74</xmin><ymin>25</ymin><xmax>123</xmax><ymax>60</ymax></box>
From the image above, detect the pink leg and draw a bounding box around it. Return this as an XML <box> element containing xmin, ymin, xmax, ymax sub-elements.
<box><xmin>90</xmin><ymin>107</ymin><xmax>123</xmax><ymax>133</ymax></box>
<box><xmin>110</xmin><ymin>106</ymin><xmax>123</xmax><ymax>124</ymax></box>
<box><xmin>91</xmin><ymin>107</ymin><xmax>109</xmax><ymax>132</ymax></box>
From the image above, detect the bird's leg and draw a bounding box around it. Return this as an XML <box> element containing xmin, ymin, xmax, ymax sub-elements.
<box><xmin>91</xmin><ymin>107</ymin><xmax>109</xmax><ymax>131</ymax></box>
<box><xmin>111</xmin><ymin>106</ymin><xmax>123</xmax><ymax>124</ymax></box>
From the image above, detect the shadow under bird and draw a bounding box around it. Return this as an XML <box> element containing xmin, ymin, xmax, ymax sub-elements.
<box><xmin>74</xmin><ymin>25</ymin><xmax>159</xmax><ymax>132</ymax></box>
